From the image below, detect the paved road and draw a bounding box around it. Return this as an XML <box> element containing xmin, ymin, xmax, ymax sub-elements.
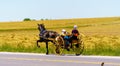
<box><xmin>0</xmin><ymin>52</ymin><xmax>120</xmax><ymax>66</ymax></box>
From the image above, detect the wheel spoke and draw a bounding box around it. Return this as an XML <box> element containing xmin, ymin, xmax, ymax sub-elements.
<box><xmin>55</xmin><ymin>36</ymin><xmax>65</xmax><ymax>55</ymax></box>
<box><xmin>72</xmin><ymin>39</ymin><xmax>84</xmax><ymax>56</ymax></box>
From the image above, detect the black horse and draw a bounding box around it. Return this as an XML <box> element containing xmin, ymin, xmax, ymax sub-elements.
<box><xmin>37</xmin><ymin>24</ymin><xmax>62</xmax><ymax>55</ymax></box>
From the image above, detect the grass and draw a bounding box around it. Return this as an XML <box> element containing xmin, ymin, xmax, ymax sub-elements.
<box><xmin>0</xmin><ymin>17</ymin><xmax>120</xmax><ymax>55</ymax></box>
<box><xmin>82</xmin><ymin>35</ymin><xmax>120</xmax><ymax>56</ymax></box>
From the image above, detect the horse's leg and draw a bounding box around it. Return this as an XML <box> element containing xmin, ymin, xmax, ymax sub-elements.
<box><xmin>37</xmin><ymin>37</ymin><xmax>44</xmax><ymax>48</ymax></box>
<box><xmin>37</xmin><ymin>40</ymin><xmax>40</xmax><ymax>48</ymax></box>
<box><xmin>46</xmin><ymin>41</ymin><xmax>49</xmax><ymax>55</ymax></box>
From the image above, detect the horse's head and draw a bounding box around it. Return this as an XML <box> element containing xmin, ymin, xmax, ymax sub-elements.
<box><xmin>38</xmin><ymin>24</ymin><xmax>46</xmax><ymax>32</ymax></box>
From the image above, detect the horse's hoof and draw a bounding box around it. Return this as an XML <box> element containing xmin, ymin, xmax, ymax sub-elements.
<box><xmin>76</xmin><ymin>54</ymin><xmax>80</xmax><ymax>56</ymax></box>
<box><xmin>67</xmin><ymin>48</ymin><xmax>70</xmax><ymax>51</ymax></box>
<box><xmin>46</xmin><ymin>52</ymin><xmax>49</xmax><ymax>55</ymax></box>
<box><xmin>37</xmin><ymin>45</ymin><xmax>40</xmax><ymax>48</ymax></box>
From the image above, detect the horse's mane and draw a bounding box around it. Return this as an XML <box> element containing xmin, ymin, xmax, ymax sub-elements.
<box><xmin>42</xmin><ymin>24</ymin><xmax>46</xmax><ymax>30</ymax></box>
<box><xmin>38</xmin><ymin>24</ymin><xmax>46</xmax><ymax>31</ymax></box>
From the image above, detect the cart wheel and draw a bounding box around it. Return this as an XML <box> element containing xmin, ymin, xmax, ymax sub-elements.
<box><xmin>72</xmin><ymin>40</ymin><xmax>84</xmax><ymax>56</ymax></box>
<box><xmin>55</xmin><ymin>36</ymin><xmax>65</xmax><ymax>55</ymax></box>
<box><xmin>55</xmin><ymin>45</ymin><xmax>64</xmax><ymax>55</ymax></box>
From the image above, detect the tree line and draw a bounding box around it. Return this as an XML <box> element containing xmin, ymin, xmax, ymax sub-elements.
<box><xmin>23</xmin><ymin>18</ymin><xmax>48</xmax><ymax>21</ymax></box>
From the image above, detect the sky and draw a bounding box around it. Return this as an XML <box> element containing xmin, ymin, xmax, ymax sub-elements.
<box><xmin>0</xmin><ymin>0</ymin><xmax>120</xmax><ymax>22</ymax></box>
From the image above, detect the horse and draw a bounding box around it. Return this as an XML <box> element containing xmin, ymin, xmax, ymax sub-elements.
<box><xmin>37</xmin><ymin>24</ymin><xmax>64</xmax><ymax>55</ymax></box>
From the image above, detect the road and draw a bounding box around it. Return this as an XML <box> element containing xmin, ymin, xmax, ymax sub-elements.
<box><xmin>0</xmin><ymin>52</ymin><xmax>120</xmax><ymax>66</ymax></box>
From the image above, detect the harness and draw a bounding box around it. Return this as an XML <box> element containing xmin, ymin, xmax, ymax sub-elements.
<box><xmin>40</xmin><ymin>30</ymin><xmax>47</xmax><ymax>37</ymax></box>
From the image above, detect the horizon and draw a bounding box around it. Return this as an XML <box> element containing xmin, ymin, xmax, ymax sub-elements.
<box><xmin>1</xmin><ymin>16</ymin><xmax>120</xmax><ymax>23</ymax></box>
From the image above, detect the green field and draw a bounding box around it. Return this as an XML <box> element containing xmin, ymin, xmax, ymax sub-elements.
<box><xmin>0</xmin><ymin>17</ymin><xmax>120</xmax><ymax>56</ymax></box>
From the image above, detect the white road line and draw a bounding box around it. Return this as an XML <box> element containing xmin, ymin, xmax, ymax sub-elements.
<box><xmin>0</xmin><ymin>52</ymin><xmax>46</xmax><ymax>56</ymax></box>
<box><xmin>0</xmin><ymin>52</ymin><xmax>120</xmax><ymax>59</ymax></box>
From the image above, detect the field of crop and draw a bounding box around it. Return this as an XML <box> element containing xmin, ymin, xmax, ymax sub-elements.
<box><xmin>0</xmin><ymin>17</ymin><xmax>120</xmax><ymax>55</ymax></box>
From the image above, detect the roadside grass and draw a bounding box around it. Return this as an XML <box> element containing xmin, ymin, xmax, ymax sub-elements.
<box><xmin>0</xmin><ymin>43</ymin><xmax>46</xmax><ymax>53</ymax></box>
<box><xmin>83</xmin><ymin>35</ymin><xmax>120</xmax><ymax>56</ymax></box>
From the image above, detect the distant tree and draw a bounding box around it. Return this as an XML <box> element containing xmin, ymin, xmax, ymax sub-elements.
<box><xmin>23</xmin><ymin>18</ymin><xmax>31</xmax><ymax>21</ymax></box>
<box><xmin>45</xmin><ymin>19</ymin><xmax>49</xmax><ymax>20</ymax></box>
<box><xmin>32</xmin><ymin>19</ymin><xmax>36</xmax><ymax>21</ymax></box>
<box><xmin>41</xmin><ymin>19</ymin><xmax>44</xmax><ymax>21</ymax></box>
<box><xmin>40</xmin><ymin>18</ymin><xmax>49</xmax><ymax>21</ymax></box>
